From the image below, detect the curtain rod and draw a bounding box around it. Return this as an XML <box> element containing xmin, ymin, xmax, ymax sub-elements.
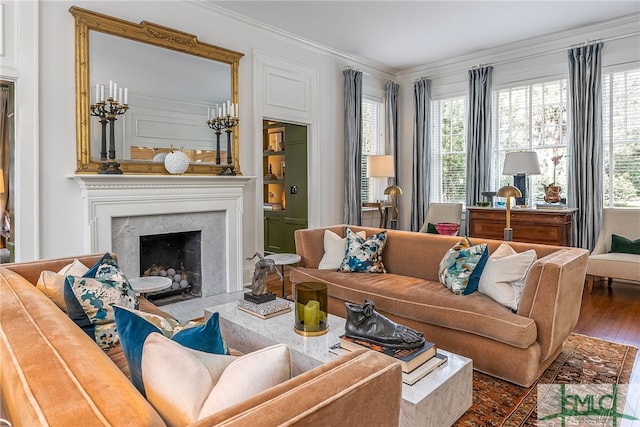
<box><xmin>422</xmin><ymin>32</ymin><xmax>636</xmax><ymax>80</ymax></box>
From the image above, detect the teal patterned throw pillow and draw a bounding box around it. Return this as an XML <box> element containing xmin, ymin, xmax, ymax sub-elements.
<box><xmin>438</xmin><ymin>237</ymin><xmax>489</xmax><ymax>295</ymax></box>
<box><xmin>64</xmin><ymin>253</ymin><xmax>137</xmax><ymax>350</ymax></box>
<box><xmin>338</xmin><ymin>227</ymin><xmax>387</xmax><ymax>273</ymax></box>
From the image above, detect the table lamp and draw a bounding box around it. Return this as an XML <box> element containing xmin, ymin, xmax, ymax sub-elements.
<box><xmin>502</xmin><ymin>151</ymin><xmax>540</xmax><ymax>206</ymax></box>
<box><xmin>496</xmin><ymin>185</ymin><xmax>522</xmax><ymax>241</ymax></box>
<box><xmin>368</xmin><ymin>155</ymin><xmax>402</xmax><ymax>228</ymax></box>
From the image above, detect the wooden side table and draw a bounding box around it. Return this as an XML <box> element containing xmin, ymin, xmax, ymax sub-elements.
<box><xmin>129</xmin><ymin>276</ymin><xmax>172</xmax><ymax>298</ymax></box>
<box><xmin>265</xmin><ymin>253</ymin><xmax>301</xmax><ymax>298</ymax></box>
<box><xmin>362</xmin><ymin>201</ymin><xmax>392</xmax><ymax>228</ymax></box>
<box><xmin>467</xmin><ymin>207</ymin><xmax>577</xmax><ymax>246</ymax></box>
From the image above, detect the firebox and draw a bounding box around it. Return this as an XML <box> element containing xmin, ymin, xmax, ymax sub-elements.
<box><xmin>139</xmin><ymin>231</ymin><xmax>202</xmax><ymax>304</ymax></box>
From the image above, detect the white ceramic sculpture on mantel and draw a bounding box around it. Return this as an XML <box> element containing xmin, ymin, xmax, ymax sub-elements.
<box><xmin>164</xmin><ymin>149</ymin><xmax>190</xmax><ymax>174</ymax></box>
<box><xmin>152</xmin><ymin>152</ymin><xmax>168</xmax><ymax>163</ymax></box>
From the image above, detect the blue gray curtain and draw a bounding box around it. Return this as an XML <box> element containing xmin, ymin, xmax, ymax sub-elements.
<box><xmin>343</xmin><ymin>68</ymin><xmax>363</xmax><ymax>225</ymax></box>
<box><xmin>567</xmin><ymin>42</ymin><xmax>603</xmax><ymax>250</ymax></box>
<box><xmin>411</xmin><ymin>78</ymin><xmax>431</xmax><ymax>232</ymax></box>
<box><xmin>385</xmin><ymin>81</ymin><xmax>399</xmax><ymax>187</ymax></box>
<box><xmin>465</xmin><ymin>67</ymin><xmax>493</xmax><ymax>219</ymax></box>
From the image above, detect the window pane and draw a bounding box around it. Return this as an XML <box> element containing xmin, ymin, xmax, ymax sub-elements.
<box><xmin>431</xmin><ymin>97</ymin><xmax>466</xmax><ymax>204</ymax></box>
<box><xmin>361</xmin><ymin>97</ymin><xmax>385</xmax><ymax>203</ymax></box>
<box><xmin>603</xmin><ymin>68</ymin><xmax>640</xmax><ymax>207</ymax></box>
<box><xmin>493</xmin><ymin>80</ymin><xmax>568</xmax><ymax>205</ymax></box>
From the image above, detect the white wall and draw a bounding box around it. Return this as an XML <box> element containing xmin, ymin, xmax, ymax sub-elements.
<box><xmin>394</xmin><ymin>14</ymin><xmax>639</xmax><ymax>230</ymax></box>
<box><xmin>11</xmin><ymin>1</ymin><xmax>391</xmax><ymax>273</ymax></box>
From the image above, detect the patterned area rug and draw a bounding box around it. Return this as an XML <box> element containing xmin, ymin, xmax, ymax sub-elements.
<box><xmin>454</xmin><ymin>333</ymin><xmax>638</xmax><ymax>426</ymax></box>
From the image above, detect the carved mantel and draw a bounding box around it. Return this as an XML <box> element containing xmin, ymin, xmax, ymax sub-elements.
<box><xmin>71</xmin><ymin>174</ymin><xmax>253</xmax><ymax>293</ymax></box>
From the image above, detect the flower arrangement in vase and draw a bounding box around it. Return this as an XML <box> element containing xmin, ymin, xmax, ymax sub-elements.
<box><xmin>543</xmin><ymin>155</ymin><xmax>563</xmax><ymax>203</ymax></box>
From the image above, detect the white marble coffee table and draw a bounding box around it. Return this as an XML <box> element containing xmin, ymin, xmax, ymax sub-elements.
<box><xmin>204</xmin><ymin>300</ymin><xmax>472</xmax><ymax>426</ymax></box>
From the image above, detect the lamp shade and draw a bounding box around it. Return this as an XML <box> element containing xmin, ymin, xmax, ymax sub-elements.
<box><xmin>502</xmin><ymin>151</ymin><xmax>541</xmax><ymax>175</ymax></box>
<box><xmin>368</xmin><ymin>155</ymin><xmax>394</xmax><ymax>178</ymax></box>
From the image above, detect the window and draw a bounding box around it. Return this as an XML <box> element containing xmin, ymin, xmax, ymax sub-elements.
<box><xmin>361</xmin><ymin>97</ymin><xmax>385</xmax><ymax>202</ymax></box>
<box><xmin>602</xmin><ymin>68</ymin><xmax>640</xmax><ymax>207</ymax></box>
<box><xmin>431</xmin><ymin>97</ymin><xmax>466</xmax><ymax>203</ymax></box>
<box><xmin>493</xmin><ymin>80</ymin><xmax>568</xmax><ymax>205</ymax></box>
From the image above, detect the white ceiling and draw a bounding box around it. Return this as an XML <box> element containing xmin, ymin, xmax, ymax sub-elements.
<box><xmin>211</xmin><ymin>1</ymin><xmax>640</xmax><ymax>72</ymax></box>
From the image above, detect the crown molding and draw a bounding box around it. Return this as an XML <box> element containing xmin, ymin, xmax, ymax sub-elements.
<box><xmin>398</xmin><ymin>13</ymin><xmax>640</xmax><ymax>79</ymax></box>
<box><xmin>189</xmin><ymin>0</ymin><xmax>397</xmax><ymax>79</ymax></box>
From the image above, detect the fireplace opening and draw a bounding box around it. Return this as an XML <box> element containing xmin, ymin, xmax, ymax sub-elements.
<box><xmin>139</xmin><ymin>231</ymin><xmax>202</xmax><ymax>305</ymax></box>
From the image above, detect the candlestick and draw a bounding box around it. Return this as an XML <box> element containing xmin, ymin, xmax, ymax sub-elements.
<box><xmin>207</xmin><ymin>105</ymin><xmax>238</xmax><ymax>175</ymax></box>
<box><xmin>90</xmin><ymin>94</ymin><xmax>128</xmax><ymax>174</ymax></box>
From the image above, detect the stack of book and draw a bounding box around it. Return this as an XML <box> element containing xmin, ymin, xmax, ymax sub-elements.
<box><xmin>338</xmin><ymin>335</ymin><xmax>447</xmax><ymax>385</ymax></box>
<box><xmin>535</xmin><ymin>202</ymin><xmax>567</xmax><ymax>210</ymax></box>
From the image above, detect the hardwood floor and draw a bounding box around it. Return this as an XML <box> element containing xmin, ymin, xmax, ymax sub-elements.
<box><xmin>574</xmin><ymin>279</ymin><xmax>640</xmax><ymax>383</ymax></box>
<box><xmin>270</xmin><ymin>270</ymin><xmax>640</xmax><ymax>383</ymax></box>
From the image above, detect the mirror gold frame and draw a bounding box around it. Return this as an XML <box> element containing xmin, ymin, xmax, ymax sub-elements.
<box><xmin>70</xmin><ymin>6</ymin><xmax>244</xmax><ymax>175</ymax></box>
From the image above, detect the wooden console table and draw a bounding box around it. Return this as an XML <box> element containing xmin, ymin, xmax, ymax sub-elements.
<box><xmin>362</xmin><ymin>201</ymin><xmax>392</xmax><ymax>228</ymax></box>
<box><xmin>467</xmin><ymin>207</ymin><xmax>577</xmax><ymax>246</ymax></box>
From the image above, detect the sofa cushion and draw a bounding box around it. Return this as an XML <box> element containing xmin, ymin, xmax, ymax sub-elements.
<box><xmin>318</xmin><ymin>229</ymin><xmax>366</xmax><ymax>270</ymax></box>
<box><xmin>610</xmin><ymin>234</ymin><xmax>640</xmax><ymax>255</ymax></box>
<box><xmin>36</xmin><ymin>259</ymin><xmax>89</xmax><ymax>312</ymax></box>
<box><xmin>339</xmin><ymin>227</ymin><xmax>387</xmax><ymax>273</ymax></box>
<box><xmin>141</xmin><ymin>335</ymin><xmax>291</xmax><ymax>426</ymax></box>
<box><xmin>64</xmin><ymin>253</ymin><xmax>137</xmax><ymax>350</ymax></box>
<box><xmin>438</xmin><ymin>238</ymin><xmax>489</xmax><ymax>295</ymax></box>
<box><xmin>291</xmin><ymin>267</ymin><xmax>537</xmax><ymax>349</ymax></box>
<box><xmin>478</xmin><ymin>242</ymin><xmax>537</xmax><ymax>311</ymax></box>
<box><xmin>113</xmin><ymin>305</ymin><xmax>228</xmax><ymax>395</ymax></box>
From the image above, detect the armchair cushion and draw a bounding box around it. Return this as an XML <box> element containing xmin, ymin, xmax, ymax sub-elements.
<box><xmin>610</xmin><ymin>234</ymin><xmax>640</xmax><ymax>255</ymax></box>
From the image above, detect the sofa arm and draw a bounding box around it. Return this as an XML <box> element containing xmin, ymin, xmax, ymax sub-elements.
<box><xmin>517</xmin><ymin>248</ymin><xmax>589</xmax><ymax>362</ymax></box>
<box><xmin>191</xmin><ymin>349</ymin><xmax>403</xmax><ymax>427</ymax></box>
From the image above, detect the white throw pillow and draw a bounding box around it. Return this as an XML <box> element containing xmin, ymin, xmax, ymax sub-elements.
<box><xmin>318</xmin><ymin>229</ymin><xmax>366</xmax><ymax>270</ymax></box>
<box><xmin>141</xmin><ymin>334</ymin><xmax>291</xmax><ymax>426</ymax></box>
<box><xmin>36</xmin><ymin>259</ymin><xmax>89</xmax><ymax>312</ymax></box>
<box><xmin>478</xmin><ymin>242</ymin><xmax>537</xmax><ymax>311</ymax></box>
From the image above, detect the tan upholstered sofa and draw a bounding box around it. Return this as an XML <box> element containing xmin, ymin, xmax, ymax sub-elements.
<box><xmin>292</xmin><ymin>225</ymin><xmax>589</xmax><ymax>387</ymax></box>
<box><xmin>0</xmin><ymin>254</ymin><xmax>402</xmax><ymax>426</ymax></box>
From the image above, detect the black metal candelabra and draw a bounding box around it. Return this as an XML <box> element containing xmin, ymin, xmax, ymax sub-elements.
<box><xmin>207</xmin><ymin>114</ymin><xmax>239</xmax><ymax>175</ymax></box>
<box><xmin>206</xmin><ymin>117</ymin><xmax>225</xmax><ymax>165</ymax></box>
<box><xmin>90</xmin><ymin>98</ymin><xmax>128</xmax><ymax>174</ymax></box>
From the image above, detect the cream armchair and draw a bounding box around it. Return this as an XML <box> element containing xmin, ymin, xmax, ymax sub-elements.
<box><xmin>586</xmin><ymin>208</ymin><xmax>640</xmax><ymax>291</ymax></box>
<box><xmin>418</xmin><ymin>203</ymin><xmax>463</xmax><ymax>235</ymax></box>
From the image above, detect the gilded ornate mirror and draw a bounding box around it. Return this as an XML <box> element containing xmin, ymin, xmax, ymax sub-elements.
<box><xmin>70</xmin><ymin>7</ymin><xmax>244</xmax><ymax>175</ymax></box>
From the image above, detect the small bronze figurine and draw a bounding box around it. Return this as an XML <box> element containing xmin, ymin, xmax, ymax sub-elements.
<box><xmin>245</xmin><ymin>252</ymin><xmax>281</xmax><ymax>303</ymax></box>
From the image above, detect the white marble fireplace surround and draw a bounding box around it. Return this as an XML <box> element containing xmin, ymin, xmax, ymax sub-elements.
<box><xmin>73</xmin><ymin>175</ymin><xmax>252</xmax><ymax>294</ymax></box>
